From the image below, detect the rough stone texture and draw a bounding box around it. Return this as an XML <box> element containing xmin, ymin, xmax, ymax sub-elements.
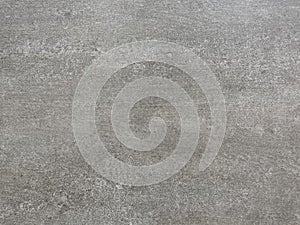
<box><xmin>1</xmin><ymin>0</ymin><xmax>299</xmax><ymax>224</ymax></box>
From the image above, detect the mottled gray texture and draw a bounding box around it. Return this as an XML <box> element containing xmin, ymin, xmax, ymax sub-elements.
<box><xmin>1</xmin><ymin>0</ymin><xmax>300</xmax><ymax>224</ymax></box>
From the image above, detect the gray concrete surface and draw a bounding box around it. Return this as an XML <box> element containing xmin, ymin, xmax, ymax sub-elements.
<box><xmin>1</xmin><ymin>0</ymin><xmax>300</xmax><ymax>224</ymax></box>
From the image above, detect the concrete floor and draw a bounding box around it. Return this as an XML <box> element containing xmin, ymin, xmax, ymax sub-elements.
<box><xmin>1</xmin><ymin>0</ymin><xmax>299</xmax><ymax>224</ymax></box>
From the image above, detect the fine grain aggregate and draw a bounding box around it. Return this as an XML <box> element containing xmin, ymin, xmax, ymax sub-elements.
<box><xmin>1</xmin><ymin>0</ymin><xmax>300</xmax><ymax>224</ymax></box>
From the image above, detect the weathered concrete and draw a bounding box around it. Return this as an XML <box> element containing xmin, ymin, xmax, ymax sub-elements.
<box><xmin>1</xmin><ymin>0</ymin><xmax>299</xmax><ymax>224</ymax></box>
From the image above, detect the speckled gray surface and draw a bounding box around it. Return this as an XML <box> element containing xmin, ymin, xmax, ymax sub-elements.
<box><xmin>1</xmin><ymin>0</ymin><xmax>300</xmax><ymax>224</ymax></box>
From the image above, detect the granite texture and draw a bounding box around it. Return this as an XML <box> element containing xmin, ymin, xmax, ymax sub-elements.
<box><xmin>1</xmin><ymin>0</ymin><xmax>300</xmax><ymax>224</ymax></box>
